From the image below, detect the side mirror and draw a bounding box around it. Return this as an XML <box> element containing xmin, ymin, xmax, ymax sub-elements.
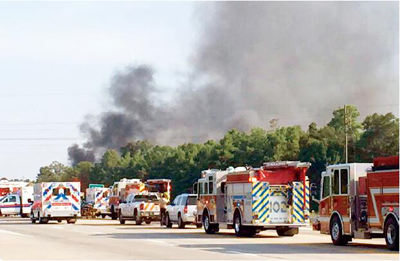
<box><xmin>310</xmin><ymin>183</ymin><xmax>318</xmax><ymax>197</ymax></box>
<box><xmin>192</xmin><ymin>182</ymin><xmax>198</xmax><ymax>194</ymax></box>
<box><xmin>310</xmin><ymin>183</ymin><xmax>320</xmax><ymax>203</ymax></box>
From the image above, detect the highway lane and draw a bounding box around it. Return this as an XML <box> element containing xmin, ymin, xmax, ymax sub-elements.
<box><xmin>0</xmin><ymin>217</ymin><xmax>398</xmax><ymax>260</ymax></box>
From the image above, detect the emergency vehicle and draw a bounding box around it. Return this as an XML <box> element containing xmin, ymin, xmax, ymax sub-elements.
<box><xmin>85</xmin><ymin>186</ymin><xmax>110</xmax><ymax>218</ymax></box>
<box><xmin>196</xmin><ymin>161</ymin><xmax>311</xmax><ymax>237</ymax></box>
<box><xmin>31</xmin><ymin>182</ymin><xmax>81</xmax><ymax>224</ymax></box>
<box><xmin>313</xmin><ymin>156</ymin><xmax>399</xmax><ymax>250</ymax></box>
<box><xmin>0</xmin><ymin>179</ymin><xmax>29</xmax><ymax>196</ymax></box>
<box><xmin>0</xmin><ymin>186</ymin><xmax>34</xmax><ymax>217</ymax></box>
<box><xmin>108</xmin><ymin>178</ymin><xmax>145</xmax><ymax>219</ymax></box>
<box><xmin>146</xmin><ymin>179</ymin><xmax>172</xmax><ymax>203</ymax></box>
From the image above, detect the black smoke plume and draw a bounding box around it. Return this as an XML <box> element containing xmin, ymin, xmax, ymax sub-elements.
<box><xmin>69</xmin><ymin>2</ymin><xmax>398</xmax><ymax>165</ymax></box>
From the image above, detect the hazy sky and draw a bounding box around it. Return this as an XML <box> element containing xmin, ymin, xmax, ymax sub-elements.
<box><xmin>0</xmin><ymin>2</ymin><xmax>398</xmax><ymax>181</ymax></box>
<box><xmin>0</xmin><ymin>2</ymin><xmax>196</xmax><ymax>180</ymax></box>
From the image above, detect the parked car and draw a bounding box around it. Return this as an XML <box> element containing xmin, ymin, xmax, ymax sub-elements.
<box><xmin>165</xmin><ymin>193</ymin><xmax>201</xmax><ymax>228</ymax></box>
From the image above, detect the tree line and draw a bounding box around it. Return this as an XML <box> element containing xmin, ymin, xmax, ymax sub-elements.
<box><xmin>37</xmin><ymin>106</ymin><xmax>399</xmax><ymax>202</ymax></box>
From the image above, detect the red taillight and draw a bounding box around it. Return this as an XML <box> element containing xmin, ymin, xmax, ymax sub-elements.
<box><xmin>184</xmin><ymin>205</ymin><xmax>188</xmax><ymax>214</ymax></box>
<box><xmin>389</xmin><ymin>206</ymin><xmax>394</xmax><ymax>212</ymax></box>
<box><xmin>140</xmin><ymin>204</ymin><xmax>144</xmax><ymax>210</ymax></box>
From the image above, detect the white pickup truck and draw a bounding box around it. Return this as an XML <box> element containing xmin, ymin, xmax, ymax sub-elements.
<box><xmin>119</xmin><ymin>193</ymin><xmax>161</xmax><ymax>225</ymax></box>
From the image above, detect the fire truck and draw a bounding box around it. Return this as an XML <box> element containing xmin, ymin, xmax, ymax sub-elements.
<box><xmin>196</xmin><ymin>161</ymin><xmax>311</xmax><ymax>237</ymax></box>
<box><xmin>108</xmin><ymin>178</ymin><xmax>145</xmax><ymax>219</ymax></box>
<box><xmin>313</xmin><ymin>156</ymin><xmax>399</xmax><ymax>250</ymax></box>
<box><xmin>146</xmin><ymin>179</ymin><xmax>172</xmax><ymax>203</ymax></box>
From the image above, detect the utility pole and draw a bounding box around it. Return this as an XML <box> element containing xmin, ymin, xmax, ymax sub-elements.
<box><xmin>344</xmin><ymin>105</ymin><xmax>348</xmax><ymax>163</ymax></box>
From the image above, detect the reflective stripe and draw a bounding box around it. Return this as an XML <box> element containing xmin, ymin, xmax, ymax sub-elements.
<box><xmin>292</xmin><ymin>182</ymin><xmax>305</xmax><ymax>223</ymax></box>
<box><xmin>252</xmin><ymin>181</ymin><xmax>270</xmax><ymax>223</ymax></box>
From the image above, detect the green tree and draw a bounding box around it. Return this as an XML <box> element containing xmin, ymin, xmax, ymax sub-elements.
<box><xmin>357</xmin><ymin>113</ymin><xmax>399</xmax><ymax>161</ymax></box>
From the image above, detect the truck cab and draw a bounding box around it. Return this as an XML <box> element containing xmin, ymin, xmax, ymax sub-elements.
<box><xmin>315</xmin><ymin>159</ymin><xmax>400</xmax><ymax>250</ymax></box>
<box><xmin>317</xmin><ymin>163</ymin><xmax>372</xmax><ymax>244</ymax></box>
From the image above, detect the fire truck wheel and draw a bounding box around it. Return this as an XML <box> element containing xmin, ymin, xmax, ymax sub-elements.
<box><xmin>330</xmin><ymin>216</ymin><xmax>348</xmax><ymax>246</ymax></box>
<box><xmin>277</xmin><ymin>228</ymin><xmax>298</xmax><ymax>237</ymax></box>
<box><xmin>67</xmin><ymin>219</ymin><xmax>76</xmax><ymax>224</ymax></box>
<box><xmin>178</xmin><ymin>214</ymin><xmax>185</xmax><ymax>229</ymax></box>
<box><xmin>384</xmin><ymin>217</ymin><xmax>399</xmax><ymax>251</ymax></box>
<box><xmin>203</xmin><ymin>212</ymin><xmax>216</xmax><ymax>234</ymax></box>
<box><xmin>145</xmin><ymin>221</ymin><xmax>151</xmax><ymax>225</ymax></box>
<box><xmin>234</xmin><ymin>213</ymin><xmax>245</xmax><ymax>237</ymax></box>
<box><xmin>166</xmin><ymin>214</ymin><xmax>173</xmax><ymax>228</ymax></box>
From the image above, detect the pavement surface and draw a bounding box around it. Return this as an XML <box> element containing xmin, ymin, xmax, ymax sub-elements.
<box><xmin>0</xmin><ymin>217</ymin><xmax>398</xmax><ymax>260</ymax></box>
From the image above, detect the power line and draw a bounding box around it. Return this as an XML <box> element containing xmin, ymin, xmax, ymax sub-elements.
<box><xmin>0</xmin><ymin>138</ymin><xmax>85</xmax><ymax>141</ymax></box>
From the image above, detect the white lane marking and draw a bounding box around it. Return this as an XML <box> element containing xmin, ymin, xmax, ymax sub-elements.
<box><xmin>0</xmin><ymin>228</ymin><xmax>33</xmax><ymax>237</ymax></box>
<box><xmin>146</xmin><ymin>239</ymin><xmax>167</xmax><ymax>244</ymax></box>
<box><xmin>50</xmin><ymin>226</ymin><xmax>64</xmax><ymax>230</ymax></box>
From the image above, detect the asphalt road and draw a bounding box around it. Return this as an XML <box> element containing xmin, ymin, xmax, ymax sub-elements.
<box><xmin>0</xmin><ymin>217</ymin><xmax>398</xmax><ymax>260</ymax></box>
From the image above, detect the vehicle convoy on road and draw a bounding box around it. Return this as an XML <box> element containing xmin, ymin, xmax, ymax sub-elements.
<box><xmin>109</xmin><ymin>178</ymin><xmax>146</xmax><ymax>220</ymax></box>
<box><xmin>31</xmin><ymin>182</ymin><xmax>81</xmax><ymax>224</ymax></box>
<box><xmin>195</xmin><ymin>161</ymin><xmax>311</xmax><ymax>237</ymax></box>
<box><xmin>313</xmin><ymin>156</ymin><xmax>399</xmax><ymax>250</ymax></box>
<box><xmin>0</xmin><ymin>186</ymin><xmax>34</xmax><ymax>217</ymax></box>
<box><xmin>165</xmin><ymin>193</ymin><xmax>200</xmax><ymax>228</ymax></box>
<box><xmin>85</xmin><ymin>185</ymin><xmax>110</xmax><ymax>218</ymax></box>
<box><xmin>119</xmin><ymin>193</ymin><xmax>161</xmax><ymax>225</ymax></box>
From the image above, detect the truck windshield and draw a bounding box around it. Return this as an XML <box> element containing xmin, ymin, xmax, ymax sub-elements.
<box><xmin>134</xmin><ymin>195</ymin><xmax>158</xmax><ymax>202</ymax></box>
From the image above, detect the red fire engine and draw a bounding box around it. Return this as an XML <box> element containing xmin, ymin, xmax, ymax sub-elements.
<box><xmin>196</xmin><ymin>161</ymin><xmax>311</xmax><ymax>237</ymax></box>
<box><xmin>313</xmin><ymin>156</ymin><xmax>399</xmax><ymax>250</ymax></box>
<box><xmin>146</xmin><ymin>179</ymin><xmax>172</xmax><ymax>203</ymax></box>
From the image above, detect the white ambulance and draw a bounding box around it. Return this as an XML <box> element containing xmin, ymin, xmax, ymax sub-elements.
<box><xmin>31</xmin><ymin>182</ymin><xmax>81</xmax><ymax>224</ymax></box>
<box><xmin>86</xmin><ymin>187</ymin><xmax>110</xmax><ymax>218</ymax></box>
<box><xmin>0</xmin><ymin>186</ymin><xmax>34</xmax><ymax>217</ymax></box>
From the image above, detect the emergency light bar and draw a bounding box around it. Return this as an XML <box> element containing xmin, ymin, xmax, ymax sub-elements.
<box><xmin>263</xmin><ymin>161</ymin><xmax>311</xmax><ymax>169</ymax></box>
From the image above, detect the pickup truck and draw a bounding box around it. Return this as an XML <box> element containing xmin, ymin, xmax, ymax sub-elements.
<box><xmin>119</xmin><ymin>193</ymin><xmax>160</xmax><ymax>225</ymax></box>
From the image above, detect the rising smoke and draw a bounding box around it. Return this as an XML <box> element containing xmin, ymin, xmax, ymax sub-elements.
<box><xmin>68</xmin><ymin>2</ymin><xmax>399</xmax><ymax>165</ymax></box>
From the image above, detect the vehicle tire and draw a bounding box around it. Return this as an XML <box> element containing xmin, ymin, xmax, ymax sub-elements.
<box><xmin>166</xmin><ymin>213</ymin><xmax>172</xmax><ymax>228</ymax></box>
<box><xmin>384</xmin><ymin>216</ymin><xmax>399</xmax><ymax>251</ymax></box>
<box><xmin>57</xmin><ymin>220</ymin><xmax>62</xmax><ymax>223</ymax></box>
<box><xmin>101</xmin><ymin>214</ymin><xmax>106</xmax><ymax>219</ymax></box>
<box><xmin>67</xmin><ymin>219</ymin><xmax>76</xmax><ymax>224</ymax></box>
<box><xmin>330</xmin><ymin>216</ymin><xmax>348</xmax><ymax>246</ymax></box>
<box><xmin>30</xmin><ymin>212</ymin><xmax>36</xmax><ymax>224</ymax></box>
<box><xmin>178</xmin><ymin>214</ymin><xmax>185</xmax><ymax>229</ymax></box>
<box><xmin>119</xmin><ymin>210</ymin><xmax>125</xmax><ymax>224</ymax></box>
<box><xmin>196</xmin><ymin>224</ymin><xmax>202</xmax><ymax>229</ymax></box>
<box><xmin>203</xmin><ymin>212</ymin><xmax>216</xmax><ymax>234</ymax></box>
<box><xmin>145</xmin><ymin>220</ymin><xmax>151</xmax><ymax>225</ymax></box>
<box><xmin>39</xmin><ymin>217</ymin><xmax>49</xmax><ymax>224</ymax></box>
<box><xmin>234</xmin><ymin>212</ymin><xmax>245</xmax><ymax>237</ymax></box>
<box><xmin>277</xmin><ymin>227</ymin><xmax>298</xmax><ymax>237</ymax></box>
<box><xmin>111</xmin><ymin>207</ymin><xmax>118</xmax><ymax>220</ymax></box>
<box><xmin>135</xmin><ymin>218</ymin><xmax>142</xmax><ymax>225</ymax></box>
